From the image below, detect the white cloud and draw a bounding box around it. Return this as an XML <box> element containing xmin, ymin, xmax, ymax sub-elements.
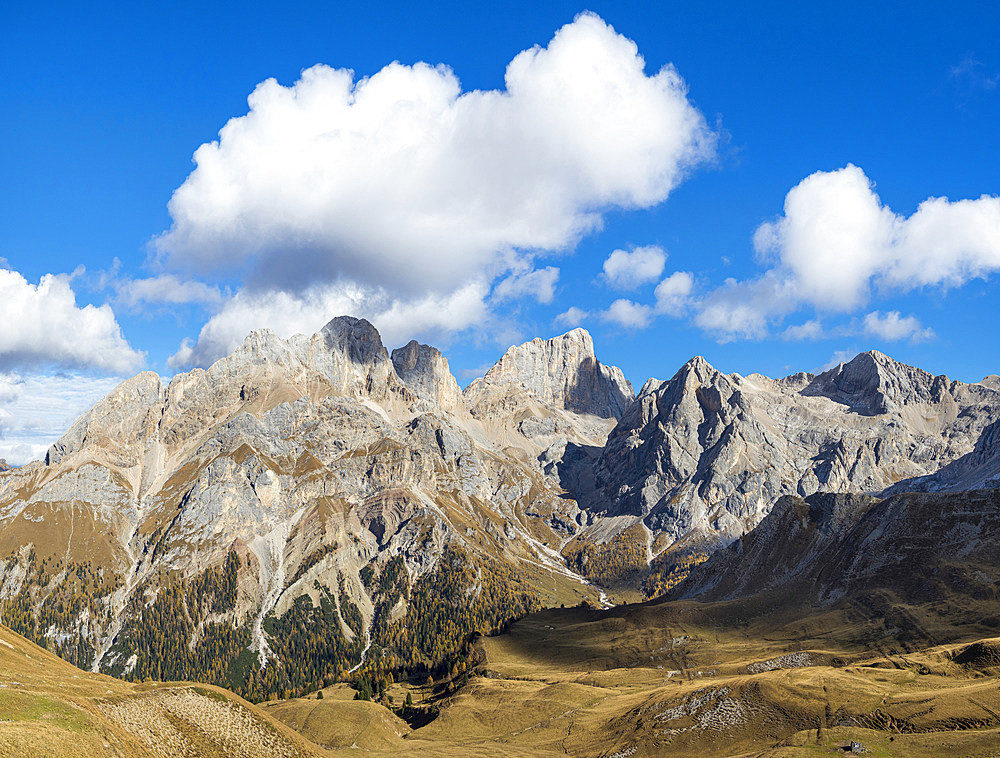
<box><xmin>602</xmin><ymin>245</ymin><xmax>666</xmax><ymax>289</ymax></box>
<box><xmin>694</xmin><ymin>275</ymin><xmax>798</xmax><ymax>341</ymax></box>
<box><xmin>0</xmin><ymin>269</ymin><xmax>143</xmax><ymax>373</ymax></box>
<box><xmin>781</xmin><ymin>320</ymin><xmax>824</xmax><ymax>341</ymax></box>
<box><xmin>492</xmin><ymin>266</ymin><xmax>559</xmax><ymax>304</ymax></box>
<box><xmin>0</xmin><ymin>372</ymin><xmax>124</xmax><ymax>465</ymax></box>
<box><xmin>653</xmin><ymin>270</ymin><xmax>693</xmax><ymax>315</ymax></box>
<box><xmin>696</xmin><ymin>164</ymin><xmax>1000</xmax><ymax>341</ymax></box>
<box><xmin>950</xmin><ymin>55</ymin><xmax>999</xmax><ymax>91</ymax></box>
<box><xmin>157</xmin><ymin>13</ymin><xmax>714</xmax><ymax>291</ymax></box>
<box><xmin>862</xmin><ymin>310</ymin><xmax>935</xmax><ymax>343</ymax></box>
<box><xmin>594</xmin><ymin>268</ymin><xmax>692</xmax><ymax>331</ymax></box>
<box><xmin>155</xmin><ymin>13</ymin><xmax>714</xmax><ymax>364</ymax></box>
<box><xmin>553</xmin><ymin>306</ymin><xmax>589</xmax><ymax>327</ymax></box>
<box><xmin>116</xmin><ymin>274</ymin><xmax>223</xmax><ymax>309</ymax></box>
<box><xmin>601</xmin><ymin>298</ymin><xmax>653</xmax><ymax>329</ymax></box>
<box><xmin>168</xmin><ymin>280</ymin><xmax>490</xmax><ymax>369</ymax></box>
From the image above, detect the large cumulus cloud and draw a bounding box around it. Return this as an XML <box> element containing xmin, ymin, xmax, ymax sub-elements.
<box><xmin>156</xmin><ymin>12</ymin><xmax>716</xmax><ymax>366</ymax></box>
<box><xmin>0</xmin><ymin>269</ymin><xmax>143</xmax><ymax>373</ymax></box>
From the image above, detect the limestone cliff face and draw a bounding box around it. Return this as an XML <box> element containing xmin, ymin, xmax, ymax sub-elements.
<box><xmin>464</xmin><ymin>328</ymin><xmax>633</xmax><ymax>421</ymax></box>
<box><xmin>1</xmin><ymin>315</ymin><xmax>998</xmax><ymax>691</ymax></box>
<box><xmin>0</xmin><ymin>316</ymin><xmax>620</xmax><ymax>681</ymax></box>
<box><xmin>462</xmin><ymin>329</ymin><xmax>634</xmax><ymax>481</ymax></box>
<box><xmin>592</xmin><ymin>351</ymin><xmax>1000</xmax><ymax>544</ymax></box>
<box><xmin>391</xmin><ymin>340</ymin><xmax>464</xmax><ymax>412</ymax></box>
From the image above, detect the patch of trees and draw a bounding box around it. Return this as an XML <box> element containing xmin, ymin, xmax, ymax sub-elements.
<box><xmin>248</xmin><ymin>582</ymin><xmax>363</xmax><ymax>702</ymax></box>
<box><xmin>112</xmin><ymin>550</ymin><xmax>247</xmax><ymax>687</ymax></box>
<box><xmin>642</xmin><ymin>549</ymin><xmax>709</xmax><ymax>598</ymax></box>
<box><xmin>358</xmin><ymin>545</ymin><xmax>541</xmax><ymax>685</ymax></box>
<box><xmin>1</xmin><ymin>552</ymin><xmax>118</xmax><ymax>668</ymax></box>
<box><xmin>563</xmin><ymin>526</ymin><xmax>648</xmax><ymax>588</ymax></box>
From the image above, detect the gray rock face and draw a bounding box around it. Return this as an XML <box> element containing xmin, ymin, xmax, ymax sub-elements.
<box><xmin>885</xmin><ymin>417</ymin><xmax>1000</xmax><ymax>493</ymax></box>
<box><xmin>391</xmin><ymin>340</ymin><xmax>464</xmax><ymax>411</ymax></box>
<box><xmin>46</xmin><ymin>371</ymin><xmax>165</xmax><ymax>468</ymax></box>
<box><xmin>592</xmin><ymin>351</ymin><xmax>1000</xmax><ymax>544</ymax></box>
<box><xmin>980</xmin><ymin>375</ymin><xmax>1000</xmax><ymax>392</ymax></box>
<box><xmin>464</xmin><ymin>328</ymin><xmax>633</xmax><ymax>420</ymax></box>
<box><xmin>673</xmin><ymin>489</ymin><xmax>1000</xmax><ymax>613</ymax></box>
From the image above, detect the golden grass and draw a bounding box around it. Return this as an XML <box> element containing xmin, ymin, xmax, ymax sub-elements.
<box><xmin>0</xmin><ymin>624</ymin><xmax>328</xmax><ymax>757</ymax></box>
<box><xmin>6</xmin><ymin>571</ymin><xmax>1000</xmax><ymax>757</ymax></box>
<box><xmin>261</xmin><ymin>593</ymin><xmax>1000</xmax><ymax>757</ymax></box>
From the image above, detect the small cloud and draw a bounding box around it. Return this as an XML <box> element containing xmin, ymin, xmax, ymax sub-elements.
<box><xmin>601</xmin><ymin>245</ymin><xmax>666</xmax><ymax>290</ymax></box>
<box><xmin>782</xmin><ymin>320</ymin><xmax>823</xmax><ymax>341</ymax></box>
<box><xmin>653</xmin><ymin>271</ymin><xmax>693</xmax><ymax>316</ymax></box>
<box><xmin>595</xmin><ymin>269</ymin><xmax>692</xmax><ymax>331</ymax></box>
<box><xmin>115</xmin><ymin>274</ymin><xmax>224</xmax><ymax>310</ymax></box>
<box><xmin>554</xmin><ymin>306</ymin><xmax>589</xmax><ymax>328</ymax></box>
<box><xmin>601</xmin><ymin>298</ymin><xmax>653</xmax><ymax>329</ymax></box>
<box><xmin>950</xmin><ymin>54</ymin><xmax>999</xmax><ymax>91</ymax></box>
<box><xmin>693</xmin><ymin>274</ymin><xmax>796</xmax><ymax>342</ymax></box>
<box><xmin>862</xmin><ymin>310</ymin><xmax>935</xmax><ymax>343</ymax></box>
<box><xmin>492</xmin><ymin>266</ymin><xmax>560</xmax><ymax>304</ymax></box>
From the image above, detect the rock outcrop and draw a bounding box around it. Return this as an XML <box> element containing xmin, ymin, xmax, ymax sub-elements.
<box><xmin>464</xmin><ymin>328</ymin><xmax>633</xmax><ymax>421</ymax></box>
<box><xmin>673</xmin><ymin>489</ymin><xmax>1000</xmax><ymax>614</ymax></box>
<box><xmin>591</xmin><ymin>351</ymin><xmax>1000</xmax><ymax>544</ymax></box>
<box><xmin>390</xmin><ymin>340</ymin><xmax>464</xmax><ymax>412</ymax></box>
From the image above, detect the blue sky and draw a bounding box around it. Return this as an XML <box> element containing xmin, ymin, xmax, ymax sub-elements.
<box><xmin>1</xmin><ymin>1</ymin><xmax>998</xmax><ymax>462</ymax></box>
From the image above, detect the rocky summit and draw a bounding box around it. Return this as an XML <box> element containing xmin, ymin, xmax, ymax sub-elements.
<box><xmin>591</xmin><ymin>350</ymin><xmax>1000</xmax><ymax>546</ymax></box>
<box><xmin>0</xmin><ymin>315</ymin><xmax>997</xmax><ymax>702</ymax></box>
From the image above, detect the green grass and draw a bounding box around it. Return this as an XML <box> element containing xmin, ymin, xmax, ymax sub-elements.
<box><xmin>0</xmin><ymin>690</ymin><xmax>93</xmax><ymax>733</ymax></box>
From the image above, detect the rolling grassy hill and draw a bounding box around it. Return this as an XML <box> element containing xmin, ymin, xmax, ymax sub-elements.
<box><xmin>7</xmin><ymin>488</ymin><xmax>1000</xmax><ymax>756</ymax></box>
<box><xmin>0</xmin><ymin>623</ymin><xmax>324</xmax><ymax>757</ymax></box>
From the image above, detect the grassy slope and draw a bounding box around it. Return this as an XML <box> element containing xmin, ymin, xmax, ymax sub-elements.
<box><xmin>5</xmin><ymin>589</ymin><xmax>1000</xmax><ymax>756</ymax></box>
<box><xmin>0</xmin><ymin>624</ymin><xmax>329</xmax><ymax>757</ymax></box>
<box><xmin>265</xmin><ymin>596</ymin><xmax>1000</xmax><ymax>757</ymax></box>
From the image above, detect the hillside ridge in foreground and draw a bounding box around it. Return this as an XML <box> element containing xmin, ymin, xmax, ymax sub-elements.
<box><xmin>4</xmin><ymin>489</ymin><xmax>1000</xmax><ymax>756</ymax></box>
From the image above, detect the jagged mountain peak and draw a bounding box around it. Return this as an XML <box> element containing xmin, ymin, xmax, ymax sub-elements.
<box><xmin>225</xmin><ymin>327</ymin><xmax>300</xmax><ymax>369</ymax></box>
<box><xmin>318</xmin><ymin>315</ymin><xmax>389</xmax><ymax>366</ymax></box>
<box><xmin>805</xmin><ymin>349</ymin><xmax>949</xmax><ymax>415</ymax></box>
<box><xmin>676</xmin><ymin>354</ymin><xmax>717</xmax><ymax>375</ymax></box>
<box><xmin>980</xmin><ymin>374</ymin><xmax>1000</xmax><ymax>391</ymax></box>
<box><xmin>637</xmin><ymin>377</ymin><xmax>664</xmax><ymax>397</ymax></box>
<box><xmin>391</xmin><ymin>340</ymin><xmax>463</xmax><ymax>410</ymax></box>
<box><xmin>595</xmin><ymin>347</ymin><xmax>1000</xmax><ymax>544</ymax></box>
<box><xmin>667</xmin><ymin>355</ymin><xmax>732</xmax><ymax>393</ymax></box>
<box><xmin>465</xmin><ymin>328</ymin><xmax>633</xmax><ymax>419</ymax></box>
<box><xmin>46</xmin><ymin>370</ymin><xmax>165</xmax><ymax>467</ymax></box>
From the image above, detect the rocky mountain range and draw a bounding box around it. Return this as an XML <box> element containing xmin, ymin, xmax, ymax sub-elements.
<box><xmin>0</xmin><ymin>315</ymin><xmax>997</xmax><ymax>700</ymax></box>
<box><xmin>673</xmin><ymin>488</ymin><xmax>1000</xmax><ymax>619</ymax></box>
